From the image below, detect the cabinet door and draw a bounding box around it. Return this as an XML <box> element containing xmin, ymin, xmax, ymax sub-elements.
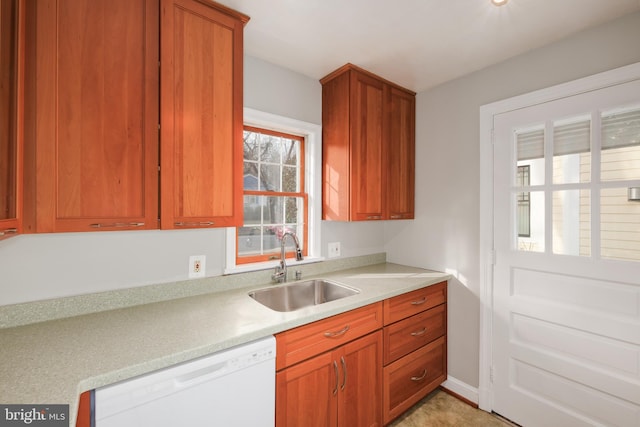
<box><xmin>338</xmin><ymin>332</ymin><xmax>382</xmax><ymax>427</ymax></box>
<box><xmin>25</xmin><ymin>0</ymin><xmax>159</xmax><ymax>232</ymax></box>
<box><xmin>386</xmin><ymin>87</ymin><xmax>415</xmax><ymax>219</ymax></box>
<box><xmin>276</xmin><ymin>351</ymin><xmax>338</xmax><ymax>427</ymax></box>
<box><xmin>0</xmin><ymin>0</ymin><xmax>23</xmax><ymax>240</ymax></box>
<box><xmin>160</xmin><ymin>0</ymin><xmax>247</xmax><ymax>229</ymax></box>
<box><xmin>349</xmin><ymin>71</ymin><xmax>385</xmax><ymax>221</ymax></box>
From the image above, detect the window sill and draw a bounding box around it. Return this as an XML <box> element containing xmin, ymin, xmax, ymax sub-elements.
<box><xmin>224</xmin><ymin>256</ymin><xmax>325</xmax><ymax>276</ymax></box>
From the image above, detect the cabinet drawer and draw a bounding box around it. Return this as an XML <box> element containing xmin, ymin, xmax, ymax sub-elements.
<box><xmin>383</xmin><ymin>303</ymin><xmax>446</xmax><ymax>365</ymax></box>
<box><xmin>383</xmin><ymin>281</ymin><xmax>446</xmax><ymax>325</ymax></box>
<box><xmin>275</xmin><ymin>302</ymin><xmax>383</xmax><ymax>370</ymax></box>
<box><xmin>383</xmin><ymin>336</ymin><xmax>447</xmax><ymax>425</ymax></box>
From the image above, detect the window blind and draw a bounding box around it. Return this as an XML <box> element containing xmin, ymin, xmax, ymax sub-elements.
<box><xmin>602</xmin><ymin>108</ymin><xmax>640</xmax><ymax>150</ymax></box>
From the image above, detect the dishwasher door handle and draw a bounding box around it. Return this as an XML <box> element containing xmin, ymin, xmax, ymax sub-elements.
<box><xmin>175</xmin><ymin>361</ymin><xmax>228</xmax><ymax>387</ymax></box>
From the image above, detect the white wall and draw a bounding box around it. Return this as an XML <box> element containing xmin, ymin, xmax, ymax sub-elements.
<box><xmin>385</xmin><ymin>11</ymin><xmax>640</xmax><ymax>389</ymax></box>
<box><xmin>0</xmin><ymin>56</ymin><xmax>386</xmax><ymax>306</ymax></box>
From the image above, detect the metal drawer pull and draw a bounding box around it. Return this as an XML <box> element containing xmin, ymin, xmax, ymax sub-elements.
<box><xmin>333</xmin><ymin>361</ymin><xmax>339</xmax><ymax>395</ymax></box>
<box><xmin>0</xmin><ymin>228</ymin><xmax>17</xmax><ymax>236</ymax></box>
<box><xmin>324</xmin><ymin>325</ymin><xmax>350</xmax><ymax>338</ymax></box>
<box><xmin>366</xmin><ymin>215</ymin><xmax>381</xmax><ymax>220</ymax></box>
<box><xmin>390</xmin><ymin>215</ymin><xmax>402</xmax><ymax>219</ymax></box>
<box><xmin>410</xmin><ymin>369</ymin><xmax>428</xmax><ymax>382</ymax></box>
<box><xmin>410</xmin><ymin>327</ymin><xmax>427</xmax><ymax>336</ymax></box>
<box><xmin>340</xmin><ymin>356</ymin><xmax>347</xmax><ymax>391</ymax></box>
<box><xmin>174</xmin><ymin>221</ymin><xmax>215</xmax><ymax>227</ymax></box>
<box><xmin>411</xmin><ymin>297</ymin><xmax>427</xmax><ymax>305</ymax></box>
<box><xmin>89</xmin><ymin>222</ymin><xmax>144</xmax><ymax>228</ymax></box>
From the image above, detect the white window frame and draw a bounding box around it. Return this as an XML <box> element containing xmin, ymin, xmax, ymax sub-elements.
<box><xmin>225</xmin><ymin>108</ymin><xmax>323</xmax><ymax>274</ymax></box>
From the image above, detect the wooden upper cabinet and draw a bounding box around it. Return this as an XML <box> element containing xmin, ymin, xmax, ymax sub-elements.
<box><xmin>24</xmin><ymin>0</ymin><xmax>159</xmax><ymax>232</ymax></box>
<box><xmin>160</xmin><ymin>0</ymin><xmax>248</xmax><ymax>229</ymax></box>
<box><xmin>386</xmin><ymin>87</ymin><xmax>415</xmax><ymax>220</ymax></box>
<box><xmin>321</xmin><ymin>63</ymin><xmax>415</xmax><ymax>221</ymax></box>
<box><xmin>0</xmin><ymin>0</ymin><xmax>23</xmax><ymax>240</ymax></box>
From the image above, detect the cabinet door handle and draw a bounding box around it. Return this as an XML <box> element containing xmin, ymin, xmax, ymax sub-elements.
<box><xmin>174</xmin><ymin>221</ymin><xmax>215</xmax><ymax>227</ymax></box>
<box><xmin>410</xmin><ymin>369</ymin><xmax>428</xmax><ymax>382</ymax></box>
<box><xmin>333</xmin><ymin>360</ymin><xmax>339</xmax><ymax>396</ymax></box>
<box><xmin>410</xmin><ymin>327</ymin><xmax>427</xmax><ymax>336</ymax></box>
<box><xmin>89</xmin><ymin>222</ymin><xmax>144</xmax><ymax>228</ymax></box>
<box><xmin>390</xmin><ymin>214</ymin><xmax>402</xmax><ymax>219</ymax></box>
<box><xmin>0</xmin><ymin>228</ymin><xmax>17</xmax><ymax>236</ymax></box>
<box><xmin>366</xmin><ymin>215</ymin><xmax>382</xmax><ymax>220</ymax></box>
<box><xmin>340</xmin><ymin>356</ymin><xmax>347</xmax><ymax>391</ymax></box>
<box><xmin>411</xmin><ymin>297</ymin><xmax>427</xmax><ymax>305</ymax></box>
<box><xmin>324</xmin><ymin>325</ymin><xmax>350</xmax><ymax>338</ymax></box>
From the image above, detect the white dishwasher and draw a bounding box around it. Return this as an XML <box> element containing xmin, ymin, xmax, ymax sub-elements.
<box><xmin>95</xmin><ymin>336</ymin><xmax>276</xmax><ymax>427</ymax></box>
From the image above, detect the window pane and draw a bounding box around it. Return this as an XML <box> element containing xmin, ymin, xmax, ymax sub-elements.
<box><xmin>260</xmin><ymin>134</ymin><xmax>281</xmax><ymax>164</ymax></box>
<box><xmin>516</xmin><ymin>128</ymin><xmax>545</xmax><ymax>186</ymax></box>
<box><xmin>243</xmin><ymin>131</ymin><xmax>259</xmax><ymax>161</ymax></box>
<box><xmin>283</xmin><ymin>166</ymin><xmax>298</xmax><ymax>192</ymax></box>
<box><xmin>600</xmin><ymin>187</ymin><xmax>640</xmax><ymax>261</ymax></box>
<box><xmin>553</xmin><ymin>119</ymin><xmax>590</xmax><ymax>184</ymax></box>
<box><xmin>601</xmin><ymin>108</ymin><xmax>640</xmax><ymax>181</ymax></box>
<box><xmin>282</xmin><ymin>137</ymin><xmax>299</xmax><ymax>166</ymax></box>
<box><xmin>517</xmin><ymin>190</ymin><xmax>544</xmax><ymax>252</ymax></box>
<box><xmin>553</xmin><ymin>190</ymin><xmax>591</xmax><ymax>256</ymax></box>
<box><xmin>260</xmin><ymin>164</ymin><xmax>281</xmax><ymax>192</ymax></box>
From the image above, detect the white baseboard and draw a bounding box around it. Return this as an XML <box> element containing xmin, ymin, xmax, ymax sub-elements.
<box><xmin>442</xmin><ymin>376</ymin><xmax>479</xmax><ymax>405</ymax></box>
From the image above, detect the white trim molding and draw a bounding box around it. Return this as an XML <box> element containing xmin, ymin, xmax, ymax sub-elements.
<box><xmin>478</xmin><ymin>61</ymin><xmax>640</xmax><ymax>412</ymax></box>
<box><xmin>442</xmin><ymin>376</ymin><xmax>479</xmax><ymax>406</ymax></box>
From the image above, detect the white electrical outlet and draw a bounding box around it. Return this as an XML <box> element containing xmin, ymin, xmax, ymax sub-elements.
<box><xmin>188</xmin><ymin>255</ymin><xmax>206</xmax><ymax>279</ymax></box>
<box><xmin>328</xmin><ymin>242</ymin><xmax>341</xmax><ymax>258</ymax></box>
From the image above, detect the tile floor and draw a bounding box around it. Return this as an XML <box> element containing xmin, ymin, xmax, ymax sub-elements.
<box><xmin>390</xmin><ymin>389</ymin><xmax>517</xmax><ymax>427</ymax></box>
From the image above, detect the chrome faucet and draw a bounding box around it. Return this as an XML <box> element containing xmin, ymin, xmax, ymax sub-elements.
<box><xmin>272</xmin><ymin>231</ymin><xmax>303</xmax><ymax>283</ymax></box>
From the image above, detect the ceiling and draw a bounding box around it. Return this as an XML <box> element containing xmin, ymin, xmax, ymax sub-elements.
<box><xmin>218</xmin><ymin>0</ymin><xmax>640</xmax><ymax>93</ymax></box>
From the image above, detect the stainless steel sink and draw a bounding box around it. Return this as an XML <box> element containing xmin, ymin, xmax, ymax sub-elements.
<box><xmin>248</xmin><ymin>279</ymin><xmax>359</xmax><ymax>312</ymax></box>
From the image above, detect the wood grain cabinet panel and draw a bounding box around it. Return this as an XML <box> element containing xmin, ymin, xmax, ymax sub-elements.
<box><xmin>276</xmin><ymin>302</ymin><xmax>383</xmax><ymax>370</ymax></box>
<box><xmin>386</xmin><ymin>87</ymin><xmax>415</xmax><ymax>220</ymax></box>
<box><xmin>160</xmin><ymin>0</ymin><xmax>248</xmax><ymax>229</ymax></box>
<box><xmin>276</xmin><ymin>331</ymin><xmax>382</xmax><ymax>427</ymax></box>
<box><xmin>0</xmin><ymin>0</ymin><xmax>23</xmax><ymax>240</ymax></box>
<box><xmin>383</xmin><ymin>336</ymin><xmax>446</xmax><ymax>424</ymax></box>
<box><xmin>25</xmin><ymin>0</ymin><xmax>159</xmax><ymax>232</ymax></box>
<box><xmin>24</xmin><ymin>0</ymin><xmax>247</xmax><ymax>233</ymax></box>
<box><xmin>383</xmin><ymin>303</ymin><xmax>446</xmax><ymax>365</ymax></box>
<box><xmin>383</xmin><ymin>281</ymin><xmax>447</xmax><ymax>325</ymax></box>
<box><xmin>321</xmin><ymin>63</ymin><xmax>415</xmax><ymax>221</ymax></box>
<box><xmin>382</xmin><ymin>281</ymin><xmax>447</xmax><ymax>425</ymax></box>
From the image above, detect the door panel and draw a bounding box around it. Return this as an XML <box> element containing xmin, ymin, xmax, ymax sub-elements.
<box><xmin>493</xmin><ymin>79</ymin><xmax>640</xmax><ymax>426</ymax></box>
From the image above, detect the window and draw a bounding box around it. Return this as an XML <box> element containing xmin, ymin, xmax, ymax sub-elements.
<box><xmin>516</xmin><ymin>165</ymin><xmax>530</xmax><ymax>237</ymax></box>
<box><xmin>237</xmin><ymin>127</ymin><xmax>307</xmax><ymax>264</ymax></box>
<box><xmin>225</xmin><ymin>108</ymin><xmax>321</xmax><ymax>274</ymax></box>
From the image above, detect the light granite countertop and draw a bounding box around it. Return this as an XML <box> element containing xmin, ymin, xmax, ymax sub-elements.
<box><xmin>0</xmin><ymin>262</ymin><xmax>449</xmax><ymax>427</ymax></box>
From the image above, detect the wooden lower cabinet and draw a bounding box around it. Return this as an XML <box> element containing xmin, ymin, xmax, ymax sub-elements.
<box><xmin>382</xmin><ymin>281</ymin><xmax>447</xmax><ymax>425</ymax></box>
<box><xmin>276</xmin><ymin>331</ymin><xmax>383</xmax><ymax>427</ymax></box>
<box><xmin>383</xmin><ymin>336</ymin><xmax>446</xmax><ymax>424</ymax></box>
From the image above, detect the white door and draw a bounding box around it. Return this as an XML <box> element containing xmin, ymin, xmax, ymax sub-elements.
<box><xmin>492</xmin><ymin>78</ymin><xmax>640</xmax><ymax>426</ymax></box>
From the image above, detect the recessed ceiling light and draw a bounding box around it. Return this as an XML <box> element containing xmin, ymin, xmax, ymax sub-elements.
<box><xmin>492</xmin><ymin>0</ymin><xmax>509</xmax><ymax>6</ymax></box>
